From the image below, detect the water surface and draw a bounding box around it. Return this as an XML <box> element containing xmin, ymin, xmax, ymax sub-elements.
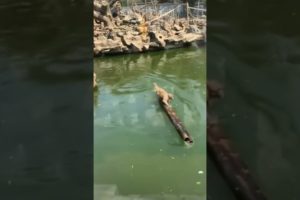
<box><xmin>94</xmin><ymin>47</ymin><xmax>206</xmax><ymax>199</ymax></box>
<box><xmin>0</xmin><ymin>0</ymin><xmax>93</xmax><ymax>199</ymax></box>
<box><xmin>207</xmin><ymin>1</ymin><xmax>300</xmax><ymax>199</ymax></box>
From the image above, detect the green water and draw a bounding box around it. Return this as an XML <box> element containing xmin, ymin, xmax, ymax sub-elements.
<box><xmin>94</xmin><ymin>47</ymin><xmax>206</xmax><ymax>200</ymax></box>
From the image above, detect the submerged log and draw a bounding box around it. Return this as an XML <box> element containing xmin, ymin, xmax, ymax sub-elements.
<box><xmin>207</xmin><ymin>81</ymin><xmax>267</xmax><ymax>200</ymax></box>
<box><xmin>154</xmin><ymin>83</ymin><xmax>193</xmax><ymax>143</ymax></box>
<box><xmin>207</xmin><ymin>117</ymin><xmax>267</xmax><ymax>200</ymax></box>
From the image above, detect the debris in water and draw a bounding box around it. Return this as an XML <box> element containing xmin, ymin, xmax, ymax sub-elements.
<box><xmin>198</xmin><ymin>170</ymin><xmax>204</xmax><ymax>174</ymax></box>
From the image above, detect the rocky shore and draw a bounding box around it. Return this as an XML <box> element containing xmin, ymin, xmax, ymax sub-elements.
<box><xmin>94</xmin><ymin>0</ymin><xmax>206</xmax><ymax>56</ymax></box>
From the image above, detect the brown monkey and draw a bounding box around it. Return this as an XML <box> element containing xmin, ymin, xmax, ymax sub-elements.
<box><xmin>153</xmin><ymin>83</ymin><xmax>173</xmax><ymax>106</ymax></box>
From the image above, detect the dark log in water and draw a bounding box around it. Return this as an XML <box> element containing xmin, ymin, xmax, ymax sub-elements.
<box><xmin>207</xmin><ymin>81</ymin><xmax>267</xmax><ymax>200</ymax></box>
<box><xmin>207</xmin><ymin>119</ymin><xmax>267</xmax><ymax>200</ymax></box>
<box><xmin>160</xmin><ymin>100</ymin><xmax>193</xmax><ymax>143</ymax></box>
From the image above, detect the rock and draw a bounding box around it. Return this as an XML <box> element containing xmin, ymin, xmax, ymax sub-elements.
<box><xmin>122</xmin><ymin>13</ymin><xmax>143</xmax><ymax>25</ymax></box>
<box><xmin>110</xmin><ymin>0</ymin><xmax>121</xmax><ymax>17</ymax></box>
<box><xmin>122</xmin><ymin>34</ymin><xmax>133</xmax><ymax>46</ymax></box>
<box><xmin>173</xmin><ymin>24</ymin><xmax>182</xmax><ymax>31</ymax></box>
<box><xmin>151</xmin><ymin>32</ymin><xmax>166</xmax><ymax>47</ymax></box>
<box><xmin>183</xmin><ymin>33</ymin><xmax>202</xmax><ymax>43</ymax></box>
<box><xmin>93</xmin><ymin>0</ymin><xmax>206</xmax><ymax>56</ymax></box>
<box><xmin>133</xmin><ymin>12</ymin><xmax>144</xmax><ymax>24</ymax></box>
<box><xmin>93</xmin><ymin>0</ymin><xmax>114</xmax><ymax>29</ymax></box>
<box><xmin>149</xmin><ymin>42</ymin><xmax>160</xmax><ymax>48</ymax></box>
<box><xmin>187</xmin><ymin>25</ymin><xmax>201</xmax><ymax>33</ymax></box>
<box><xmin>131</xmin><ymin>41</ymin><xmax>144</xmax><ymax>52</ymax></box>
<box><xmin>94</xmin><ymin>36</ymin><xmax>125</xmax><ymax>54</ymax></box>
<box><xmin>122</xmin><ymin>34</ymin><xmax>144</xmax><ymax>52</ymax></box>
<box><xmin>162</xmin><ymin>21</ymin><xmax>172</xmax><ymax>34</ymax></box>
<box><xmin>166</xmin><ymin>35</ymin><xmax>182</xmax><ymax>43</ymax></box>
<box><xmin>122</xmin><ymin>14</ymin><xmax>132</xmax><ymax>23</ymax></box>
<box><xmin>131</xmin><ymin>31</ymin><xmax>140</xmax><ymax>36</ymax></box>
<box><xmin>143</xmin><ymin>43</ymin><xmax>150</xmax><ymax>50</ymax></box>
<box><xmin>116</xmin><ymin>32</ymin><xmax>124</xmax><ymax>37</ymax></box>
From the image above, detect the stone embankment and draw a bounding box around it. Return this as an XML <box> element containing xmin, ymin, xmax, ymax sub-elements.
<box><xmin>94</xmin><ymin>0</ymin><xmax>206</xmax><ymax>55</ymax></box>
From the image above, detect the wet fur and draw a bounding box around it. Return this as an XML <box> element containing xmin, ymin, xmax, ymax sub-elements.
<box><xmin>153</xmin><ymin>83</ymin><xmax>173</xmax><ymax>106</ymax></box>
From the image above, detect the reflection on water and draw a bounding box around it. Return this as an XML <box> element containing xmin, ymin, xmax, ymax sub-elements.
<box><xmin>208</xmin><ymin>16</ymin><xmax>300</xmax><ymax>199</ymax></box>
<box><xmin>94</xmin><ymin>47</ymin><xmax>206</xmax><ymax>199</ymax></box>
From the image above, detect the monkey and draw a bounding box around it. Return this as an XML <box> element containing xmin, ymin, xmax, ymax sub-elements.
<box><xmin>153</xmin><ymin>83</ymin><xmax>173</xmax><ymax>106</ymax></box>
<box><xmin>137</xmin><ymin>17</ymin><xmax>149</xmax><ymax>42</ymax></box>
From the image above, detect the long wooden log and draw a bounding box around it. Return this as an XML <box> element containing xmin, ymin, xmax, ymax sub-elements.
<box><xmin>207</xmin><ymin>81</ymin><xmax>267</xmax><ymax>200</ymax></box>
<box><xmin>159</xmin><ymin>99</ymin><xmax>193</xmax><ymax>143</ymax></box>
<box><xmin>154</xmin><ymin>84</ymin><xmax>193</xmax><ymax>144</ymax></box>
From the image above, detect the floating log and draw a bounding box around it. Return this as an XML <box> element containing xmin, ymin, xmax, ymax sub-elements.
<box><xmin>154</xmin><ymin>83</ymin><xmax>193</xmax><ymax>143</ymax></box>
<box><xmin>207</xmin><ymin>81</ymin><xmax>267</xmax><ymax>200</ymax></box>
<box><xmin>161</xmin><ymin>101</ymin><xmax>193</xmax><ymax>143</ymax></box>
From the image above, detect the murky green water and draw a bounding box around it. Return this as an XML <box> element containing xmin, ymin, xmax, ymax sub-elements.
<box><xmin>94</xmin><ymin>47</ymin><xmax>206</xmax><ymax>200</ymax></box>
<box><xmin>208</xmin><ymin>1</ymin><xmax>300</xmax><ymax>198</ymax></box>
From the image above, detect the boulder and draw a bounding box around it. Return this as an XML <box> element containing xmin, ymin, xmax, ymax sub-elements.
<box><xmin>122</xmin><ymin>34</ymin><xmax>144</xmax><ymax>52</ymax></box>
<box><xmin>151</xmin><ymin>31</ymin><xmax>166</xmax><ymax>47</ymax></box>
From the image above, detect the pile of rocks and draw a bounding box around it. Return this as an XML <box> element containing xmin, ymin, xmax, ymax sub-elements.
<box><xmin>94</xmin><ymin>0</ymin><xmax>206</xmax><ymax>55</ymax></box>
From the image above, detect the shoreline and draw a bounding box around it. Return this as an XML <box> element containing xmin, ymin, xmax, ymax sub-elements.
<box><xmin>94</xmin><ymin>0</ymin><xmax>206</xmax><ymax>56</ymax></box>
<box><xmin>94</xmin><ymin>41</ymin><xmax>205</xmax><ymax>57</ymax></box>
